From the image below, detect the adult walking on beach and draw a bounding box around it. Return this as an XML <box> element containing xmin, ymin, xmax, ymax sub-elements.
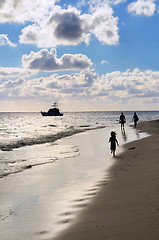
<box><xmin>119</xmin><ymin>112</ymin><xmax>126</xmax><ymax>130</ymax></box>
<box><xmin>132</xmin><ymin>112</ymin><xmax>139</xmax><ymax>128</ymax></box>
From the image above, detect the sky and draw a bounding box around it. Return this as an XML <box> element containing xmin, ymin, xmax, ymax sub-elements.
<box><xmin>0</xmin><ymin>0</ymin><xmax>159</xmax><ymax>112</ymax></box>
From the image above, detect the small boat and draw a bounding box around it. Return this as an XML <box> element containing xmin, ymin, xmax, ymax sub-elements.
<box><xmin>41</xmin><ymin>102</ymin><xmax>63</xmax><ymax>116</ymax></box>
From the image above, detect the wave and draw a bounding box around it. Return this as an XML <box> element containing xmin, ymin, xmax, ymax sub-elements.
<box><xmin>0</xmin><ymin>125</ymin><xmax>106</xmax><ymax>152</ymax></box>
<box><xmin>78</xmin><ymin>125</ymin><xmax>90</xmax><ymax>128</ymax></box>
<box><xmin>0</xmin><ymin>144</ymin><xmax>80</xmax><ymax>179</ymax></box>
<box><xmin>0</xmin><ymin>158</ymin><xmax>58</xmax><ymax>179</ymax></box>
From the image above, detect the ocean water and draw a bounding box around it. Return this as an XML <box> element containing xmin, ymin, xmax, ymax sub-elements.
<box><xmin>0</xmin><ymin>111</ymin><xmax>159</xmax><ymax>179</ymax></box>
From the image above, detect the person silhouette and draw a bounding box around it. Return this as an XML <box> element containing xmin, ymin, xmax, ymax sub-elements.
<box><xmin>109</xmin><ymin>131</ymin><xmax>119</xmax><ymax>157</ymax></box>
<box><xmin>132</xmin><ymin>112</ymin><xmax>139</xmax><ymax>128</ymax></box>
<box><xmin>119</xmin><ymin>112</ymin><xmax>126</xmax><ymax>130</ymax></box>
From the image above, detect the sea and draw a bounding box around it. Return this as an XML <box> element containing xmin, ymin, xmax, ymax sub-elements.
<box><xmin>0</xmin><ymin>111</ymin><xmax>159</xmax><ymax>179</ymax></box>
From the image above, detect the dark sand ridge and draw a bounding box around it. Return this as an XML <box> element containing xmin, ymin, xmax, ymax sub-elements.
<box><xmin>51</xmin><ymin>120</ymin><xmax>159</xmax><ymax>240</ymax></box>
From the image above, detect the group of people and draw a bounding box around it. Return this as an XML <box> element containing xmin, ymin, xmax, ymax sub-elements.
<box><xmin>109</xmin><ymin>112</ymin><xmax>139</xmax><ymax>157</ymax></box>
<box><xmin>119</xmin><ymin>112</ymin><xmax>139</xmax><ymax>129</ymax></box>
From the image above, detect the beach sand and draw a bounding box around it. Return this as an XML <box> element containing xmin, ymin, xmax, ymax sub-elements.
<box><xmin>0</xmin><ymin>120</ymin><xmax>157</xmax><ymax>240</ymax></box>
<box><xmin>51</xmin><ymin>120</ymin><xmax>159</xmax><ymax>240</ymax></box>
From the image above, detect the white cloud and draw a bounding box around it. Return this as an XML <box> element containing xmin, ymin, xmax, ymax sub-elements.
<box><xmin>19</xmin><ymin>4</ymin><xmax>119</xmax><ymax>47</ymax></box>
<box><xmin>1</xmin><ymin>78</ymin><xmax>25</xmax><ymax>88</ymax></box>
<box><xmin>76</xmin><ymin>0</ymin><xmax>87</xmax><ymax>8</ymax></box>
<box><xmin>128</xmin><ymin>0</ymin><xmax>156</xmax><ymax>16</ymax></box>
<box><xmin>1</xmin><ymin>0</ymin><xmax>157</xmax><ymax>51</ymax></box>
<box><xmin>86</xmin><ymin>4</ymin><xmax>119</xmax><ymax>45</ymax></box>
<box><xmin>0</xmin><ymin>67</ymin><xmax>37</xmax><ymax>79</ymax></box>
<box><xmin>0</xmin><ymin>0</ymin><xmax>56</xmax><ymax>23</ymax></box>
<box><xmin>2</xmin><ymin>68</ymin><xmax>159</xmax><ymax>105</ymax></box>
<box><xmin>101</xmin><ymin>60</ymin><xmax>109</xmax><ymax>64</ymax></box>
<box><xmin>96</xmin><ymin>68</ymin><xmax>159</xmax><ymax>100</ymax></box>
<box><xmin>22</xmin><ymin>48</ymin><xmax>93</xmax><ymax>71</ymax></box>
<box><xmin>88</xmin><ymin>0</ymin><xmax>126</xmax><ymax>11</ymax></box>
<box><xmin>0</xmin><ymin>70</ymin><xmax>99</xmax><ymax>99</ymax></box>
<box><xmin>0</xmin><ymin>34</ymin><xmax>16</xmax><ymax>47</ymax></box>
<box><xmin>0</xmin><ymin>1</ymin><xmax>119</xmax><ymax>47</ymax></box>
<box><xmin>0</xmin><ymin>68</ymin><xmax>159</xmax><ymax>111</ymax></box>
<box><xmin>112</xmin><ymin>0</ymin><xmax>126</xmax><ymax>4</ymax></box>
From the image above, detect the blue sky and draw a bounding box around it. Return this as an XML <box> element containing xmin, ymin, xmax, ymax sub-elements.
<box><xmin>0</xmin><ymin>0</ymin><xmax>159</xmax><ymax>112</ymax></box>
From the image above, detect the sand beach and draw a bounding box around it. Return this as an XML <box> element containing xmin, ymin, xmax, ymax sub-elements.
<box><xmin>51</xmin><ymin>120</ymin><xmax>159</xmax><ymax>240</ymax></box>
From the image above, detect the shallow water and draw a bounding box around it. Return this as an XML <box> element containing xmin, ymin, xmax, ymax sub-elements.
<box><xmin>0</xmin><ymin>111</ymin><xmax>158</xmax><ymax>179</ymax></box>
<box><xmin>0</xmin><ymin>123</ymin><xmax>149</xmax><ymax>240</ymax></box>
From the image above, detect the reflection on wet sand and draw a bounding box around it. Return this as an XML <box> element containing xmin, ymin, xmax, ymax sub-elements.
<box><xmin>121</xmin><ymin>128</ymin><xmax>127</xmax><ymax>142</ymax></box>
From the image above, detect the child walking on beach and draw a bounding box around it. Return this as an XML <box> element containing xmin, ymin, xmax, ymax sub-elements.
<box><xmin>109</xmin><ymin>131</ymin><xmax>119</xmax><ymax>157</ymax></box>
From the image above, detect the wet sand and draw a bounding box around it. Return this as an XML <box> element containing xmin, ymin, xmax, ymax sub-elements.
<box><xmin>0</xmin><ymin>126</ymin><xmax>117</xmax><ymax>240</ymax></box>
<box><xmin>51</xmin><ymin>120</ymin><xmax>159</xmax><ymax>240</ymax></box>
<box><xmin>0</xmin><ymin>121</ymin><xmax>154</xmax><ymax>240</ymax></box>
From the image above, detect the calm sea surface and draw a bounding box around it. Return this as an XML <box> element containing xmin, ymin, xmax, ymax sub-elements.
<box><xmin>0</xmin><ymin>111</ymin><xmax>159</xmax><ymax>178</ymax></box>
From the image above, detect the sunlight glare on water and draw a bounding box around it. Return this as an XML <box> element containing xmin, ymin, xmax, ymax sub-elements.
<box><xmin>0</xmin><ymin>111</ymin><xmax>158</xmax><ymax>179</ymax></box>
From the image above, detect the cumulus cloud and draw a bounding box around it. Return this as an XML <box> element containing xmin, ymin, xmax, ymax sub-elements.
<box><xmin>96</xmin><ymin>68</ymin><xmax>159</xmax><ymax>100</ymax></box>
<box><xmin>22</xmin><ymin>48</ymin><xmax>93</xmax><ymax>71</ymax></box>
<box><xmin>19</xmin><ymin>4</ymin><xmax>119</xmax><ymax>47</ymax></box>
<box><xmin>1</xmin><ymin>78</ymin><xmax>25</xmax><ymax>88</ymax></box>
<box><xmin>0</xmin><ymin>67</ymin><xmax>37</xmax><ymax>79</ymax></box>
<box><xmin>0</xmin><ymin>78</ymin><xmax>26</xmax><ymax>99</ymax></box>
<box><xmin>0</xmin><ymin>70</ymin><xmax>99</xmax><ymax>99</ymax></box>
<box><xmin>86</xmin><ymin>4</ymin><xmax>119</xmax><ymax>45</ymax></box>
<box><xmin>127</xmin><ymin>0</ymin><xmax>156</xmax><ymax>16</ymax></box>
<box><xmin>2</xmin><ymin>68</ymin><xmax>159</xmax><ymax>106</ymax></box>
<box><xmin>0</xmin><ymin>1</ymin><xmax>119</xmax><ymax>48</ymax></box>
<box><xmin>0</xmin><ymin>34</ymin><xmax>16</xmax><ymax>47</ymax></box>
<box><xmin>1</xmin><ymin>0</ymin><xmax>157</xmax><ymax>50</ymax></box>
<box><xmin>0</xmin><ymin>0</ymin><xmax>56</xmax><ymax>23</ymax></box>
<box><xmin>52</xmin><ymin>10</ymin><xmax>83</xmax><ymax>40</ymax></box>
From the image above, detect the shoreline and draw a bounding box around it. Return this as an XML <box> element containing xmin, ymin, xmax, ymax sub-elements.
<box><xmin>51</xmin><ymin>119</ymin><xmax>159</xmax><ymax>240</ymax></box>
<box><xmin>0</xmin><ymin>124</ymin><xmax>143</xmax><ymax>240</ymax></box>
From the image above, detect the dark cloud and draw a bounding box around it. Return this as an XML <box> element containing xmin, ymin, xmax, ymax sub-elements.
<box><xmin>0</xmin><ymin>0</ymin><xmax>6</xmax><ymax>8</ymax></box>
<box><xmin>54</xmin><ymin>12</ymin><xmax>83</xmax><ymax>41</ymax></box>
<box><xmin>106</xmin><ymin>30</ymin><xmax>114</xmax><ymax>38</ymax></box>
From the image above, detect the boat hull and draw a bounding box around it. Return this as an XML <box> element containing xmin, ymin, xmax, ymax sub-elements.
<box><xmin>41</xmin><ymin>111</ymin><xmax>63</xmax><ymax>116</ymax></box>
